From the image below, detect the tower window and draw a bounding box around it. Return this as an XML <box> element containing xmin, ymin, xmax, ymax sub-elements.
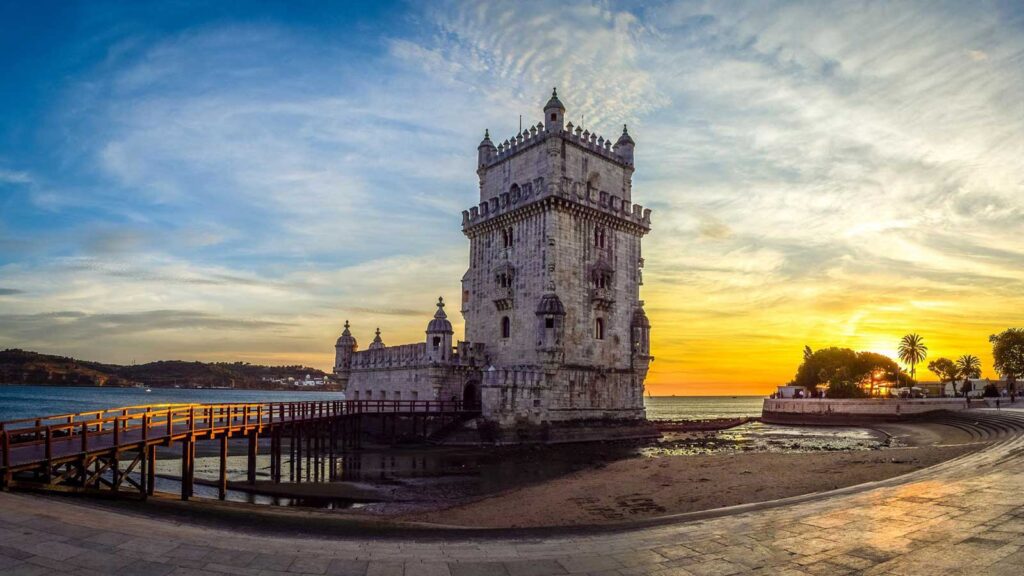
<box><xmin>501</xmin><ymin>316</ymin><xmax>511</xmax><ymax>338</ymax></box>
<box><xmin>595</xmin><ymin>318</ymin><xmax>605</xmax><ymax>340</ymax></box>
<box><xmin>545</xmin><ymin>317</ymin><xmax>555</xmax><ymax>329</ymax></box>
<box><xmin>594</xmin><ymin>227</ymin><xmax>606</xmax><ymax>248</ymax></box>
<box><xmin>502</xmin><ymin>227</ymin><xmax>514</xmax><ymax>247</ymax></box>
<box><xmin>550</xmin><ymin>113</ymin><xmax>557</xmax><ymax>121</ymax></box>
<box><xmin>432</xmin><ymin>336</ymin><xmax>441</xmax><ymax>348</ymax></box>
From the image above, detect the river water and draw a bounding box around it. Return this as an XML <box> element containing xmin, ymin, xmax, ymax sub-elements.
<box><xmin>0</xmin><ymin>386</ymin><xmax>882</xmax><ymax>509</ymax></box>
<box><xmin>0</xmin><ymin>385</ymin><xmax>763</xmax><ymax>422</ymax></box>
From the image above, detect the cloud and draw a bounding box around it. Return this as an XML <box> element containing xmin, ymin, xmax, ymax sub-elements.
<box><xmin>1</xmin><ymin>1</ymin><xmax>1022</xmax><ymax>390</ymax></box>
<box><xmin>0</xmin><ymin>288</ymin><xmax>23</xmax><ymax>296</ymax></box>
<box><xmin>0</xmin><ymin>168</ymin><xmax>31</xmax><ymax>185</ymax></box>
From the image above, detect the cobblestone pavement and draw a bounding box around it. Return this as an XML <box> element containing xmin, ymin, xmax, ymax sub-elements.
<box><xmin>2</xmin><ymin>409</ymin><xmax>1023</xmax><ymax>576</ymax></box>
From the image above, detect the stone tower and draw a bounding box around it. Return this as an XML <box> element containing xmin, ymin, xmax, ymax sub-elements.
<box><xmin>460</xmin><ymin>89</ymin><xmax>653</xmax><ymax>426</ymax></box>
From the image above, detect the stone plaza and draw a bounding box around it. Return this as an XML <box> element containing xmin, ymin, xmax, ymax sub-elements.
<box><xmin>1</xmin><ymin>407</ymin><xmax>1023</xmax><ymax>575</ymax></box>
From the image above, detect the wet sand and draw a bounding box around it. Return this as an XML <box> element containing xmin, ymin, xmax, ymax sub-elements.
<box><xmin>142</xmin><ymin>420</ymin><xmax>984</xmax><ymax>528</ymax></box>
<box><xmin>398</xmin><ymin>443</ymin><xmax>975</xmax><ymax>527</ymax></box>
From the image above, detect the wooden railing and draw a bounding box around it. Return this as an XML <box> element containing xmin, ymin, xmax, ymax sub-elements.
<box><xmin>0</xmin><ymin>400</ymin><xmax>470</xmax><ymax>470</ymax></box>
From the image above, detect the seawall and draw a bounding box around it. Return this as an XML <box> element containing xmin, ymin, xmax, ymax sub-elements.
<box><xmin>762</xmin><ymin>397</ymin><xmax>969</xmax><ymax>425</ymax></box>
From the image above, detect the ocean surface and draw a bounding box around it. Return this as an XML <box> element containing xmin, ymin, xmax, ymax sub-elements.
<box><xmin>0</xmin><ymin>385</ymin><xmax>763</xmax><ymax>422</ymax></box>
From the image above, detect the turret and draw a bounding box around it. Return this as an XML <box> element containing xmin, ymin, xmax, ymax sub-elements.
<box><xmin>631</xmin><ymin>302</ymin><xmax>651</xmax><ymax>357</ymax></box>
<box><xmin>614</xmin><ymin>124</ymin><xmax>635</xmax><ymax>165</ymax></box>
<box><xmin>368</xmin><ymin>327</ymin><xmax>385</xmax><ymax>350</ymax></box>
<box><xmin>333</xmin><ymin>320</ymin><xmax>358</xmax><ymax>389</ymax></box>
<box><xmin>535</xmin><ymin>293</ymin><xmax>566</xmax><ymax>349</ymax></box>
<box><xmin>543</xmin><ymin>88</ymin><xmax>565</xmax><ymax>132</ymax></box>
<box><xmin>477</xmin><ymin>129</ymin><xmax>496</xmax><ymax>168</ymax></box>
<box><xmin>425</xmin><ymin>296</ymin><xmax>454</xmax><ymax>362</ymax></box>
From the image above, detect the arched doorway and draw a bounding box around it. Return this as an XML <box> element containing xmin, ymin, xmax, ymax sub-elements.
<box><xmin>463</xmin><ymin>381</ymin><xmax>480</xmax><ymax>410</ymax></box>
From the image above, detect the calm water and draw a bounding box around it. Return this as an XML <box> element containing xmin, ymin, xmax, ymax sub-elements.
<box><xmin>0</xmin><ymin>385</ymin><xmax>345</xmax><ymax>422</ymax></box>
<box><xmin>1</xmin><ymin>386</ymin><xmax>880</xmax><ymax>510</ymax></box>
<box><xmin>643</xmin><ymin>396</ymin><xmax>764</xmax><ymax>421</ymax></box>
<box><xmin>0</xmin><ymin>385</ymin><xmax>764</xmax><ymax>422</ymax></box>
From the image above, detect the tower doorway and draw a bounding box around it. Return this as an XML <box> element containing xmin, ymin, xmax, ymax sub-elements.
<box><xmin>463</xmin><ymin>381</ymin><xmax>480</xmax><ymax>410</ymax></box>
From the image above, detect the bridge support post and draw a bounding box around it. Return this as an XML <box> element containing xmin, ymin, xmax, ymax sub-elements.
<box><xmin>219</xmin><ymin>434</ymin><xmax>228</xmax><ymax>500</ymax></box>
<box><xmin>146</xmin><ymin>444</ymin><xmax>156</xmax><ymax>496</ymax></box>
<box><xmin>181</xmin><ymin>438</ymin><xmax>193</xmax><ymax>501</ymax></box>
<box><xmin>295</xmin><ymin>425</ymin><xmax>302</xmax><ymax>483</ymax></box>
<box><xmin>139</xmin><ymin>444</ymin><xmax>148</xmax><ymax>500</ymax></box>
<box><xmin>1</xmin><ymin>431</ymin><xmax>9</xmax><ymax>491</ymax></box>
<box><xmin>246</xmin><ymin>430</ymin><xmax>258</xmax><ymax>485</ymax></box>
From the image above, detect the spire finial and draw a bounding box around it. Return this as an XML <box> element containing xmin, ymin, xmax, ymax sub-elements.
<box><xmin>552</xmin><ymin>87</ymin><xmax>557</xmax><ymax>97</ymax></box>
<box><xmin>623</xmin><ymin>124</ymin><xmax>628</xmax><ymax>134</ymax></box>
<box><xmin>434</xmin><ymin>296</ymin><xmax>447</xmax><ymax>319</ymax></box>
<box><xmin>484</xmin><ymin>129</ymin><xmax>489</xmax><ymax>139</ymax></box>
<box><xmin>344</xmin><ymin>319</ymin><xmax>349</xmax><ymax>329</ymax></box>
<box><xmin>375</xmin><ymin>327</ymin><xmax>380</xmax><ymax>336</ymax></box>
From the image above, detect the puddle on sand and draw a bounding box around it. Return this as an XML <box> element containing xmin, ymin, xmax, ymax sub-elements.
<box><xmin>643</xmin><ymin>421</ymin><xmax>894</xmax><ymax>457</ymax></box>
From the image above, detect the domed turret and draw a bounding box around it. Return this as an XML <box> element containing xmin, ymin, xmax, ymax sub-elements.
<box><xmin>543</xmin><ymin>88</ymin><xmax>565</xmax><ymax>132</ymax></box>
<box><xmin>536</xmin><ymin>293</ymin><xmax>566</xmax><ymax>351</ymax></box>
<box><xmin>426</xmin><ymin>296</ymin><xmax>453</xmax><ymax>334</ymax></box>
<box><xmin>536</xmin><ymin>293</ymin><xmax>566</xmax><ymax>316</ymax></box>
<box><xmin>614</xmin><ymin>124</ymin><xmax>635</xmax><ymax>165</ymax></box>
<box><xmin>477</xmin><ymin>129</ymin><xmax>496</xmax><ymax>167</ymax></box>
<box><xmin>631</xmin><ymin>303</ymin><xmax>651</xmax><ymax>356</ymax></box>
<box><xmin>368</xmin><ymin>327</ymin><xmax>385</xmax><ymax>350</ymax></box>
<box><xmin>426</xmin><ymin>297</ymin><xmax>453</xmax><ymax>362</ymax></box>
<box><xmin>334</xmin><ymin>320</ymin><xmax>358</xmax><ymax>373</ymax></box>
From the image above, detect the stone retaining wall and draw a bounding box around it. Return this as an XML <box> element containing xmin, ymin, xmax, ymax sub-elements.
<box><xmin>762</xmin><ymin>397</ymin><xmax>969</xmax><ymax>424</ymax></box>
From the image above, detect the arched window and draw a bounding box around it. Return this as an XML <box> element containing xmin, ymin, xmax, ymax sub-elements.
<box><xmin>501</xmin><ymin>316</ymin><xmax>511</xmax><ymax>338</ymax></box>
<box><xmin>550</xmin><ymin>113</ymin><xmax>557</xmax><ymax>121</ymax></box>
<box><xmin>432</xmin><ymin>336</ymin><xmax>441</xmax><ymax>348</ymax></box>
<box><xmin>595</xmin><ymin>318</ymin><xmax>605</xmax><ymax>340</ymax></box>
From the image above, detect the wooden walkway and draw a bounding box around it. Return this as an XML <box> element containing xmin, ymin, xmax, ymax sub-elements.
<box><xmin>0</xmin><ymin>400</ymin><xmax>476</xmax><ymax>500</ymax></box>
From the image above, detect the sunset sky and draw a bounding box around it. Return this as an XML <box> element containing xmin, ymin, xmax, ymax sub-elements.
<box><xmin>1</xmin><ymin>1</ymin><xmax>1022</xmax><ymax>395</ymax></box>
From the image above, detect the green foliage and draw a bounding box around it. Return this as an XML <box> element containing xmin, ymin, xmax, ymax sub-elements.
<box><xmin>898</xmin><ymin>333</ymin><xmax>928</xmax><ymax>379</ymax></box>
<box><xmin>989</xmin><ymin>328</ymin><xmax>1024</xmax><ymax>390</ymax></box>
<box><xmin>825</xmin><ymin>379</ymin><xmax>870</xmax><ymax>399</ymax></box>
<box><xmin>0</xmin><ymin>348</ymin><xmax>327</xmax><ymax>388</ymax></box>
<box><xmin>791</xmin><ymin>346</ymin><xmax>911</xmax><ymax>398</ymax></box>
<box><xmin>929</xmin><ymin>357</ymin><xmax>959</xmax><ymax>395</ymax></box>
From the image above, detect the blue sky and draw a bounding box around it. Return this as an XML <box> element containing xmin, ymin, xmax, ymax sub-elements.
<box><xmin>1</xmin><ymin>1</ymin><xmax>1023</xmax><ymax>392</ymax></box>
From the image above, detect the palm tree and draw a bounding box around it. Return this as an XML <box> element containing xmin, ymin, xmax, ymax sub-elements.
<box><xmin>898</xmin><ymin>334</ymin><xmax>928</xmax><ymax>381</ymax></box>
<box><xmin>956</xmin><ymin>354</ymin><xmax>982</xmax><ymax>397</ymax></box>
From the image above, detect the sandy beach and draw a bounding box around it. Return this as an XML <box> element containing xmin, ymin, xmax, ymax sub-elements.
<box><xmin>398</xmin><ymin>443</ymin><xmax>975</xmax><ymax>527</ymax></box>
<box><xmin>135</xmin><ymin>418</ymin><xmax>987</xmax><ymax>529</ymax></box>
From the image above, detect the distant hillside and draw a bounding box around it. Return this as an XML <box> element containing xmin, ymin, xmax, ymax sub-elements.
<box><xmin>0</xmin><ymin>349</ymin><xmax>329</xmax><ymax>389</ymax></box>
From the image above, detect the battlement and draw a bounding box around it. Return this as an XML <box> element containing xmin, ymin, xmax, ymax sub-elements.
<box><xmin>483</xmin><ymin>124</ymin><xmax>633</xmax><ymax>170</ymax></box>
<box><xmin>349</xmin><ymin>340</ymin><xmax>486</xmax><ymax>370</ymax></box>
<box><xmin>461</xmin><ymin>176</ymin><xmax>652</xmax><ymax>232</ymax></box>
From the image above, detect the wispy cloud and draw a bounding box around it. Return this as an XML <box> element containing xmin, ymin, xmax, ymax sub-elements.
<box><xmin>0</xmin><ymin>1</ymin><xmax>1022</xmax><ymax>391</ymax></box>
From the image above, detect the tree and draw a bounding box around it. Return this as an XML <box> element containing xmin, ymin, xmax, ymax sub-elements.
<box><xmin>928</xmin><ymin>358</ymin><xmax>959</xmax><ymax>396</ymax></box>
<box><xmin>791</xmin><ymin>347</ymin><xmax>909</xmax><ymax>397</ymax></box>
<box><xmin>803</xmin><ymin>345</ymin><xmax>814</xmax><ymax>361</ymax></box>
<box><xmin>955</xmin><ymin>354</ymin><xmax>982</xmax><ymax>397</ymax></box>
<box><xmin>990</xmin><ymin>328</ymin><xmax>1024</xmax><ymax>396</ymax></box>
<box><xmin>898</xmin><ymin>333</ymin><xmax>928</xmax><ymax>380</ymax></box>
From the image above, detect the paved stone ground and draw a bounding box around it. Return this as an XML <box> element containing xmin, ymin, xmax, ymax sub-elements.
<box><xmin>2</xmin><ymin>408</ymin><xmax>1024</xmax><ymax>576</ymax></box>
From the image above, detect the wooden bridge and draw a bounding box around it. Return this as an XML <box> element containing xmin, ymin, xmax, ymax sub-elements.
<box><xmin>0</xmin><ymin>400</ymin><xmax>477</xmax><ymax>501</ymax></box>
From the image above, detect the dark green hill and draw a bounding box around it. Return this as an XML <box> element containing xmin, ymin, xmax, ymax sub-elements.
<box><xmin>0</xmin><ymin>349</ymin><xmax>329</xmax><ymax>389</ymax></box>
